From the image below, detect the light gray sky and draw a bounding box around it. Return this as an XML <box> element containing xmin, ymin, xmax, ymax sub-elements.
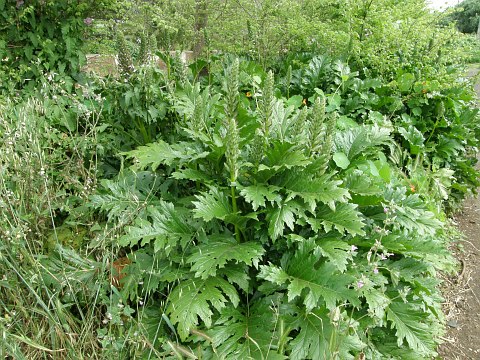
<box><xmin>427</xmin><ymin>0</ymin><xmax>462</xmax><ymax>10</ymax></box>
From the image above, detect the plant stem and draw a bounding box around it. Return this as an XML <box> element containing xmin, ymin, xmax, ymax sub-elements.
<box><xmin>230</xmin><ymin>183</ymin><xmax>241</xmax><ymax>243</ymax></box>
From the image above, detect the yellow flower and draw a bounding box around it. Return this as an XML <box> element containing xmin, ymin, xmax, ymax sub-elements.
<box><xmin>246</xmin><ymin>91</ymin><xmax>252</xmax><ymax>98</ymax></box>
<box><xmin>302</xmin><ymin>98</ymin><xmax>307</xmax><ymax>106</ymax></box>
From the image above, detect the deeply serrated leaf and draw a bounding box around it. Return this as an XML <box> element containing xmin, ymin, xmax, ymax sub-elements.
<box><xmin>259</xmin><ymin>141</ymin><xmax>311</xmax><ymax>173</ymax></box>
<box><xmin>192</xmin><ymin>187</ymin><xmax>232</xmax><ymax>222</ymax></box>
<box><xmin>307</xmin><ymin>203</ymin><xmax>365</xmax><ymax>236</ymax></box>
<box><xmin>317</xmin><ymin>239</ymin><xmax>352</xmax><ymax>273</ymax></box>
<box><xmin>365</xmin><ymin>288</ymin><xmax>391</xmax><ymax>320</ymax></box>
<box><xmin>239</xmin><ymin>184</ymin><xmax>280</xmax><ymax>210</ymax></box>
<box><xmin>119</xmin><ymin>202</ymin><xmax>195</xmax><ymax>252</ymax></box>
<box><xmin>124</xmin><ymin>140</ymin><xmax>209</xmax><ymax>171</ymax></box>
<box><xmin>266</xmin><ymin>201</ymin><xmax>297</xmax><ymax>241</ymax></box>
<box><xmin>259</xmin><ymin>256</ymin><xmax>359</xmax><ymax>311</ymax></box>
<box><xmin>289</xmin><ymin>308</ymin><xmax>365</xmax><ymax>360</ymax></box>
<box><xmin>386</xmin><ymin>301</ymin><xmax>436</xmax><ymax>356</ymax></box>
<box><xmin>279</xmin><ymin>172</ymin><xmax>350</xmax><ymax>211</ymax></box>
<box><xmin>167</xmin><ymin>277</ymin><xmax>239</xmax><ymax>340</ymax></box>
<box><xmin>217</xmin><ymin>264</ymin><xmax>251</xmax><ymax>292</ymax></box>
<box><xmin>210</xmin><ymin>296</ymin><xmax>286</xmax><ymax>359</ymax></box>
<box><xmin>123</xmin><ymin>141</ymin><xmax>179</xmax><ymax>170</ymax></box>
<box><xmin>187</xmin><ymin>237</ymin><xmax>265</xmax><ymax>279</ymax></box>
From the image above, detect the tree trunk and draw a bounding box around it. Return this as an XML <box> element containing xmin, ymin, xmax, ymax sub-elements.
<box><xmin>477</xmin><ymin>17</ymin><xmax>480</xmax><ymax>40</ymax></box>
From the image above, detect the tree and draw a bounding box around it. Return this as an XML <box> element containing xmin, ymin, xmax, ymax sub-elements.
<box><xmin>448</xmin><ymin>0</ymin><xmax>480</xmax><ymax>34</ymax></box>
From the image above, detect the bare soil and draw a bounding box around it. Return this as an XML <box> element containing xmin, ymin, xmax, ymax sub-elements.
<box><xmin>438</xmin><ymin>67</ymin><xmax>480</xmax><ymax>359</ymax></box>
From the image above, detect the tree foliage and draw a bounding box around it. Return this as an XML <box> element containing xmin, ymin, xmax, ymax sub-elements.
<box><xmin>448</xmin><ymin>0</ymin><xmax>480</xmax><ymax>34</ymax></box>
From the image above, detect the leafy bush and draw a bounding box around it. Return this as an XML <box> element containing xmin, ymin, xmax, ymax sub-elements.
<box><xmin>0</xmin><ymin>0</ymin><xmax>114</xmax><ymax>93</ymax></box>
<box><xmin>85</xmin><ymin>59</ymin><xmax>456</xmax><ymax>358</ymax></box>
<box><xmin>275</xmin><ymin>54</ymin><xmax>480</xmax><ymax>208</ymax></box>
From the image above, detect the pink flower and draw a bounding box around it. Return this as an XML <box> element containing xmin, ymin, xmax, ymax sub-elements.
<box><xmin>373</xmin><ymin>267</ymin><xmax>379</xmax><ymax>274</ymax></box>
<box><xmin>357</xmin><ymin>281</ymin><xmax>364</xmax><ymax>289</ymax></box>
<box><xmin>84</xmin><ymin>18</ymin><xmax>93</xmax><ymax>26</ymax></box>
<box><xmin>351</xmin><ymin>245</ymin><xmax>358</xmax><ymax>252</ymax></box>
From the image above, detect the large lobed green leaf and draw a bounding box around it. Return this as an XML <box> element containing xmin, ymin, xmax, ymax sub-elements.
<box><xmin>167</xmin><ymin>277</ymin><xmax>240</xmax><ymax>340</ymax></box>
<box><xmin>187</xmin><ymin>235</ymin><xmax>265</xmax><ymax>279</ymax></box>
<box><xmin>259</xmin><ymin>253</ymin><xmax>359</xmax><ymax>312</ymax></box>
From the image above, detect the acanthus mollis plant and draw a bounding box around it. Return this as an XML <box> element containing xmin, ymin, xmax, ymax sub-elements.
<box><xmin>91</xmin><ymin>59</ymin><xmax>455</xmax><ymax>359</ymax></box>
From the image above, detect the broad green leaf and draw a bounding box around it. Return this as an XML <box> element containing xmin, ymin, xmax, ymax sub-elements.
<box><xmin>187</xmin><ymin>236</ymin><xmax>265</xmax><ymax>279</ymax></box>
<box><xmin>383</xmin><ymin>187</ymin><xmax>442</xmax><ymax>235</ymax></box>
<box><xmin>259</xmin><ymin>256</ymin><xmax>359</xmax><ymax>311</ymax></box>
<box><xmin>335</xmin><ymin>125</ymin><xmax>391</xmax><ymax>161</ymax></box>
<box><xmin>167</xmin><ymin>277</ymin><xmax>239</xmax><ymax>340</ymax></box>
<box><xmin>259</xmin><ymin>141</ymin><xmax>310</xmax><ymax>173</ymax></box>
<box><xmin>307</xmin><ymin>203</ymin><xmax>365</xmax><ymax>236</ymax></box>
<box><xmin>124</xmin><ymin>141</ymin><xmax>209</xmax><ymax>171</ymax></box>
<box><xmin>279</xmin><ymin>172</ymin><xmax>350</xmax><ymax>211</ymax></box>
<box><xmin>333</xmin><ymin>152</ymin><xmax>350</xmax><ymax>169</ymax></box>
<box><xmin>397</xmin><ymin>73</ymin><xmax>415</xmax><ymax>92</ymax></box>
<box><xmin>119</xmin><ymin>202</ymin><xmax>195</xmax><ymax>252</ymax></box>
<box><xmin>266</xmin><ymin>201</ymin><xmax>297</xmax><ymax>241</ymax></box>
<box><xmin>239</xmin><ymin>184</ymin><xmax>281</xmax><ymax>210</ymax></box>
<box><xmin>364</xmin><ymin>288</ymin><xmax>391</xmax><ymax>320</ymax></box>
<box><xmin>289</xmin><ymin>309</ymin><xmax>365</xmax><ymax>360</ymax></box>
<box><xmin>387</xmin><ymin>301</ymin><xmax>436</xmax><ymax>356</ymax></box>
<box><xmin>210</xmin><ymin>296</ymin><xmax>286</xmax><ymax>360</ymax></box>
<box><xmin>286</xmin><ymin>95</ymin><xmax>304</xmax><ymax>108</ymax></box>
<box><xmin>317</xmin><ymin>239</ymin><xmax>352</xmax><ymax>273</ymax></box>
<box><xmin>398</xmin><ymin>125</ymin><xmax>424</xmax><ymax>155</ymax></box>
<box><xmin>343</xmin><ymin>169</ymin><xmax>382</xmax><ymax>196</ymax></box>
<box><xmin>217</xmin><ymin>264</ymin><xmax>250</xmax><ymax>292</ymax></box>
<box><xmin>171</xmin><ymin>168</ymin><xmax>213</xmax><ymax>183</ymax></box>
<box><xmin>192</xmin><ymin>187</ymin><xmax>232</xmax><ymax>222</ymax></box>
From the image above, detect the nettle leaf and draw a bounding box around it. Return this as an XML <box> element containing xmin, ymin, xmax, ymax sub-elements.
<box><xmin>119</xmin><ymin>202</ymin><xmax>195</xmax><ymax>252</ymax></box>
<box><xmin>239</xmin><ymin>184</ymin><xmax>281</xmax><ymax>211</ymax></box>
<box><xmin>167</xmin><ymin>277</ymin><xmax>239</xmax><ymax>340</ymax></box>
<box><xmin>187</xmin><ymin>236</ymin><xmax>265</xmax><ymax>279</ymax></box>
<box><xmin>259</xmin><ymin>255</ymin><xmax>359</xmax><ymax>311</ymax></box>
<box><xmin>289</xmin><ymin>308</ymin><xmax>365</xmax><ymax>360</ymax></box>
<box><xmin>386</xmin><ymin>301</ymin><xmax>436</xmax><ymax>356</ymax></box>
<box><xmin>266</xmin><ymin>200</ymin><xmax>298</xmax><ymax>241</ymax></box>
<box><xmin>210</xmin><ymin>296</ymin><xmax>286</xmax><ymax>360</ymax></box>
<box><xmin>192</xmin><ymin>187</ymin><xmax>232</xmax><ymax>222</ymax></box>
<box><xmin>278</xmin><ymin>172</ymin><xmax>350</xmax><ymax>211</ymax></box>
<box><xmin>124</xmin><ymin>140</ymin><xmax>209</xmax><ymax>171</ymax></box>
<box><xmin>307</xmin><ymin>203</ymin><xmax>365</xmax><ymax>236</ymax></box>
